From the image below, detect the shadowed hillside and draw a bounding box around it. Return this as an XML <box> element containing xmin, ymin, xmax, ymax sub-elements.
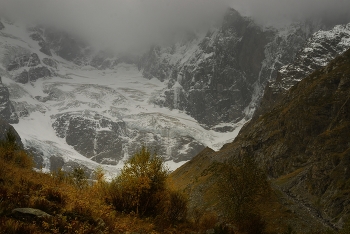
<box><xmin>171</xmin><ymin>48</ymin><xmax>350</xmax><ymax>233</ymax></box>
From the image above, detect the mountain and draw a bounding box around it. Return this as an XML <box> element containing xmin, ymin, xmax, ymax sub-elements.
<box><xmin>172</xmin><ymin>48</ymin><xmax>350</xmax><ymax>232</ymax></box>
<box><xmin>0</xmin><ymin>11</ymin><xmax>348</xmax><ymax>177</ymax></box>
<box><xmin>258</xmin><ymin>22</ymin><xmax>350</xmax><ymax>116</ymax></box>
<box><xmin>139</xmin><ymin>9</ymin><xmax>326</xmax><ymax>129</ymax></box>
<box><xmin>0</xmin><ymin>18</ymin><xmax>238</xmax><ymax>175</ymax></box>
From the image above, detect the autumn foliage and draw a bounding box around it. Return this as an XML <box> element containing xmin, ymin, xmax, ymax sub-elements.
<box><xmin>0</xmin><ymin>137</ymin><xmax>190</xmax><ymax>234</ymax></box>
<box><xmin>106</xmin><ymin>146</ymin><xmax>188</xmax><ymax>223</ymax></box>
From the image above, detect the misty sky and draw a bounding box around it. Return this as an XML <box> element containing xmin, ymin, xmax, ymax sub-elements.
<box><xmin>1</xmin><ymin>0</ymin><xmax>349</xmax><ymax>53</ymax></box>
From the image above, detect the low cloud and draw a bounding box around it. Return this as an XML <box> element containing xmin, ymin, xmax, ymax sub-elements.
<box><xmin>1</xmin><ymin>0</ymin><xmax>349</xmax><ymax>53</ymax></box>
<box><xmin>231</xmin><ymin>0</ymin><xmax>350</xmax><ymax>26</ymax></box>
<box><xmin>0</xmin><ymin>0</ymin><xmax>228</xmax><ymax>53</ymax></box>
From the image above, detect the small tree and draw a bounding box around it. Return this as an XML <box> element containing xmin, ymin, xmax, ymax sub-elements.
<box><xmin>109</xmin><ymin>146</ymin><xmax>169</xmax><ymax>216</ymax></box>
<box><xmin>71</xmin><ymin>167</ymin><xmax>88</xmax><ymax>189</ymax></box>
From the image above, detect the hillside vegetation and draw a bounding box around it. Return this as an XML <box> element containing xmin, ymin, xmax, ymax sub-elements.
<box><xmin>0</xmin><ymin>134</ymin><xmax>193</xmax><ymax>234</ymax></box>
<box><xmin>171</xmin><ymin>49</ymin><xmax>350</xmax><ymax>233</ymax></box>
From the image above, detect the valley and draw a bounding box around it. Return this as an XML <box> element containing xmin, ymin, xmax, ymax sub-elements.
<box><xmin>1</xmin><ymin>4</ymin><xmax>350</xmax><ymax>232</ymax></box>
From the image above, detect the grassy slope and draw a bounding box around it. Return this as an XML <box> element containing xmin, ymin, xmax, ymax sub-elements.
<box><xmin>0</xmin><ymin>144</ymin><xmax>197</xmax><ymax>234</ymax></box>
<box><xmin>171</xmin><ymin>49</ymin><xmax>350</xmax><ymax>233</ymax></box>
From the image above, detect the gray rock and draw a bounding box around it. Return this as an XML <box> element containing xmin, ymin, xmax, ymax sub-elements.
<box><xmin>14</xmin><ymin>66</ymin><xmax>52</xmax><ymax>83</ymax></box>
<box><xmin>26</xmin><ymin>146</ymin><xmax>44</xmax><ymax>169</ymax></box>
<box><xmin>52</xmin><ymin>112</ymin><xmax>127</xmax><ymax>163</ymax></box>
<box><xmin>44</xmin><ymin>27</ymin><xmax>87</xmax><ymax>64</ymax></box>
<box><xmin>42</xmin><ymin>58</ymin><xmax>57</xmax><ymax>68</ymax></box>
<box><xmin>50</xmin><ymin>111</ymin><xmax>205</xmax><ymax>165</ymax></box>
<box><xmin>257</xmin><ymin>23</ymin><xmax>350</xmax><ymax>116</ymax></box>
<box><xmin>39</xmin><ymin>42</ymin><xmax>52</xmax><ymax>56</ymax></box>
<box><xmin>50</xmin><ymin>156</ymin><xmax>65</xmax><ymax>172</ymax></box>
<box><xmin>0</xmin><ymin>118</ymin><xmax>23</xmax><ymax>147</ymax></box>
<box><xmin>30</xmin><ymin>31</ymin><xmax>52</xmax><ymax>56</ymax></box>
<box><xmin>0</xmin><ymin>84</ymin><xmax>19</xmax><ymax>124</ymax></box>
<box><xmin>28</xmin><ymin>66</ymin><xmax>52</xmax><ymax>82</ymax></box>
<box><xmin>14</xmin><ymin>70</ymin><xmax>29</xmax><ymax>83</ymax></box>
<box><xmin>12</xmin><ymin>208</ymin><xmax>51</xmax><ymax>218</ymax></box>
<box><xmin>139</xmin><ymin>9</ymin><xmax>324</xmax><ymax>127</ymax></box>
<box><xmin>7</xmin><ymin>53</ymin><xmax>41</xmax><ymax>71</ymax></box>
<box><xmin>173</xmin><ymin>137</ymin><xmax>205</xmax><ymax>162</ymax></box>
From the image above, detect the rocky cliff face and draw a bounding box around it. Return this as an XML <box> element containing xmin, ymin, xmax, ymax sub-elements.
<box><xmin>0</xmin><ymin>13</ymin><xmax>348</xmax><ymax>177</ymax></box>
<box><xmin>3</xmin><ymin>48</ymin><xmax>54</xmax><ymax>85</ymax></box>
<box><xmin>0</xmin><ymin>83</ymin><xmax>18</xmax><ymax>123</ymax></box>
<box><xmin>139</xmin><ymin>9</ymin><xmax>325</xmax><ymax>128</ymax></box>
<box><xmin>0</xmin><ymin>118</ymin><xmax>22</xmax><ymax>147</ymax></box>
<box><xmin>239</xmin><ymin>49</ymin><xmax>350</xmax><ymax>229</ymax></box>
<box><xmin>52</xmin><ymin>112</ymin><xmax>128</xmax><ymax>164</ymax></box>
<box><xmin>258</xmin><ymin>22</ymin><xmax>350</xmax><ymax>116</ymax></box>
<box><xmin>50</xmin><ymin>110</ymin><xmax>205</xmax><ymax>165</ymax></box>
<box><xmin>172</xmin><ymin>49</ymin><xmax>350</xmax><ymax>231</ymax></box>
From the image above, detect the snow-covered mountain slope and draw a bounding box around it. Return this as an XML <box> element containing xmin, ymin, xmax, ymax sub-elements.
<box><xmin>0</xmin><ymin>12</ymin><xmax>348</xmax><ymax>176</ymax></box>
<box><xmin>0</xmin><ymin>19</ymin><xmax>244</xmax><ymax>176</ymax></box>
<box><xmin>138</xmin><ymin>9</ymin><xmax>327</xmax><ymax>128</ymax></box>
<box><xmin>259</xmin><ymin>22</ymin><xmax>350</xmax><ymax>114</ymax></box>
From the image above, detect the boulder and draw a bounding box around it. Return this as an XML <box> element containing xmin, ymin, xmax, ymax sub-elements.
<box><xmin>12</xmin><ymin>208</ymin><xmax>51</xmax><ymax>219</ymax></box>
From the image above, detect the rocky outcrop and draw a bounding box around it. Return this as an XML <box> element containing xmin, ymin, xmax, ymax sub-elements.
<box><xmin>42</xmin><ymin>58</ymin><xmax>57</xmax><ymax>69</ymax></box>
<box><xmin>44</xmin><ymin>28</ymin><xmax>88</xmax><ymax>64</ymax></box>
<box><xmin>258</xmin><ymin>23</ymin><xmax>350</xmax><ymax>116</ymax></box>
<box><xmin>139</xmin><ymin>9</ymin><xmax>325</xmax><ymax>127</ymax></box>
<box><xmin>7</xmin><ymin>53</ymin><xmax>41</xmax><ymax>71</ymax></box>
<box><xmin>0</xmin><ymin>21</ymin><xmax>4</xmax><ymax>30</ymax></box>
<box><xmin>52</xmin><ymin>112</ymin><xmax>128</xmax><ymax>164</ymax></box>
<box><xmin>0</xmin><ymin>83</ymin><xmax>19</xmax><ymax>124</ymax></box>
<box><xmin>50</xmin><ymin>110</ymin><xmax>205</xmax><ymax>165</ymax></box>
<box><xmin>14</xmin><ymin>66</ymin><xmax>52</xmax><ymax>84</ymax></box>
<box><xmin>30</xmin><ymin>28</ymin><xmax>52</xmax><ymax>56</ymax></box>
<box><xmin>5</xmin><ymin>51</ymin><xmax>54</xmax><ymax>84</ymax></box>
<box><xmin>0</xmin><ymin>118</ymin><xmax>23</xmax><ymax>147</ymax></box>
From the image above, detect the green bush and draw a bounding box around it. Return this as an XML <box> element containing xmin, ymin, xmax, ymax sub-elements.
<box><xmin>108</xmin><ymin>146</ymin><xmax>169</xmax><ymax>216</ymax></box>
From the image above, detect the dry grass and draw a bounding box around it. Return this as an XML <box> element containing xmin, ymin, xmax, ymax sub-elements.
<box><xmin>0</xmin><ymin>143</ymin><xmax>196</xmax><ymax>234</ymax></box>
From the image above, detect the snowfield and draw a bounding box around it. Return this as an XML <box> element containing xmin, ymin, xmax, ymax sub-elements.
<box><xmin>0</xmin><ymin>21</ymin><xmax>245</xmax><ymax>178</ymax></box>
